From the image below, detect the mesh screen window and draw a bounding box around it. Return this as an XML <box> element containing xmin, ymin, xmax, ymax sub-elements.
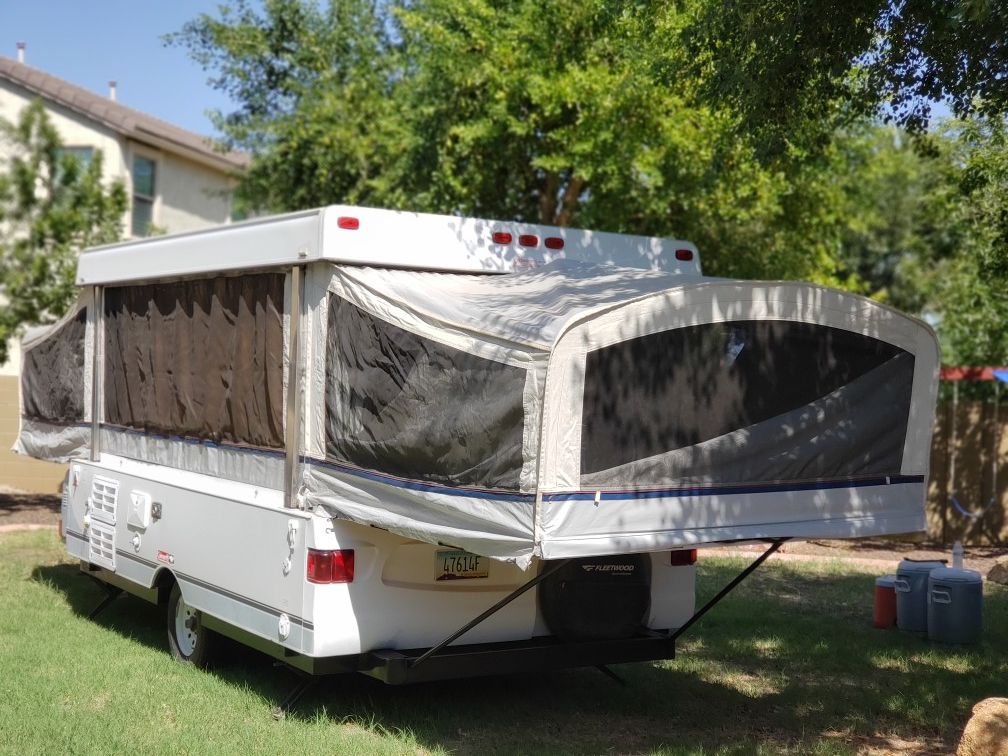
<box><xmin>21</xmin><ymin>308</ymin><xmax>87</xmax><ymax>424</ymax></box>
<box><xmin>325</xmin><ymin>296</ymin><xmax>526</xmax><ymax>491</ymax></box>
<box><xmin>581</xmin><ymin>320</ymin><xmax>914</xmax><ymax>485</ymax></box>
<box><xmin>103</xmin><ymin>273</ymin><xmax>285</xmax><ymax>448</ymax></box>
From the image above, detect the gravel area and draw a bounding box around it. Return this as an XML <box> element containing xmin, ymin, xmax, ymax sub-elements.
<box><xmin>703</xmin><ymin>538</ymin><xmax>1006</xmax><ymax>575</ymax></box>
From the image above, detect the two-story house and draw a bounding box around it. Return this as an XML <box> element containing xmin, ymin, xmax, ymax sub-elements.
<box><xmin>0</xmin><ymin>48</ymin><xmax>248</xmax><ymax>493</ymax></box>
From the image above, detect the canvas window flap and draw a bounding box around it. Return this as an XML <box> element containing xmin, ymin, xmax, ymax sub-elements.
<box><xmin>15</xmin><ymin>292</ymin><xmax>93</xmax><ymax>462</ymax></box>
<box><xmin>306</xmin><ymin>463</ymin><xmax>536</xmax><ymax>567</ymax></box>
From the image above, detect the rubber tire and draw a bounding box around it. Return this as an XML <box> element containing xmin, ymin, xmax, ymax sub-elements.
<box><xmin>166</xmin><ymin>583</ymin><xmax>214</xmax><ymax>667</ymax></box>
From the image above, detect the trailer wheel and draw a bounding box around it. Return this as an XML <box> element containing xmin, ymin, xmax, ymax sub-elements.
<box><xmin>167</xmin><ymin>583</ymin><xmax>213</xmax><ymax>667</ymax></box>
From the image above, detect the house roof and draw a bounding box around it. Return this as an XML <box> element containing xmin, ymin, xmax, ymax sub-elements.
<box><xmin>0</xmin><ymin>55</ymin><xmax>249</xmax><ymax>173</ymax></box>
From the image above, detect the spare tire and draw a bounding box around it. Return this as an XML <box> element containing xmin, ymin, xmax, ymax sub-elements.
<box><xmin>539</xmin><ymin>554</ymin><xmax>651</xmax><ymax>641</ymax></box>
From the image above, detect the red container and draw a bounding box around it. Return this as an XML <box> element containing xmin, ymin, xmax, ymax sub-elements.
<box><xmin>874</xmin><ymin>575</ymin><xmax>898</xmax><ymax>628</ymax></box>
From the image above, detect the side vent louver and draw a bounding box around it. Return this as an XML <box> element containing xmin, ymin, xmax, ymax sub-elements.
<box><xmin>88</xmin><ymin>522</ymin><xmax>116</xmax><ymax>570</ymax></box>
<box><xmin>87</xmin><ymin>476</ymin><xmax>118</xmax><ymax>571</ymax></box>
<box><xmin>89</xmin><ymin>476</ymin><xmax>118</xmax><ymax>525</ymax></box>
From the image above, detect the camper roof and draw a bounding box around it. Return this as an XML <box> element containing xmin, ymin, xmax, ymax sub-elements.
<box><xmin>332</xmin><ymin>261</ymin><xmax>704</xmax><ymax>350</ymax></box>
<box><xmin>75</xmin><ymin>205</ymin><xmax>701</xmax><ymax>286</ymax></box>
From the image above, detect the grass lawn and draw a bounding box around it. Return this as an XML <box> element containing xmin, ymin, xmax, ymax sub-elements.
<box><xmin>1</xmin><ymin>529</ymin><xmax>1004</xmax><ymax>755</ymax></box>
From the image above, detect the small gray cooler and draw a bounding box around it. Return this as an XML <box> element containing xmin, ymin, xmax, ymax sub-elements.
<box><xmin>895</xmin><ymin>559</ymin><xmax>946</xmax><ymax>633</ymax></box>
<box><xmin>927</xmin><ymin>567</ymin><xmax>983</xmax><ymax>644</ymax></box>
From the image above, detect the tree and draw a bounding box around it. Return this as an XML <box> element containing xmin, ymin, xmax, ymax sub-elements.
<box><xmin>0</xmin><ymin>101</ymin><xmax>128</xmax><ymax>364</ymax></box>
<box><xmin>173</xmin><ymin>0</ymin><xmax>863</xmax><ymax>282</ymax></box>
<box><xmin>683</xmin><ymin>0</ymin><xmax>1008</xmax><ymax>149</ymax></box>
<box><xmin>173</xmin><ymin>0</ymin><xmax>1008</xmax><ymax>299</ymax></box>
<box><xmin>930</xmin><ymin>117</ymin><xmax>1008</xmax><ymax>365</ymax></box>
<box><xmin>167</xmin><ymin>0</ymin><xmax>406</xmax><ymax>212</ymax></box>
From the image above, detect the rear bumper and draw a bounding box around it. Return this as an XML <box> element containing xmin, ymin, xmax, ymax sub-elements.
<box><xmin>303</xmin><ymin>631</ymin><xmax>676</xmax><ymax>684</ymax></box>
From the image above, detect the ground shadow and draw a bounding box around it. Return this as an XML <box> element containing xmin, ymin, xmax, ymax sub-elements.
<box><xmin>0</xmin><ymin>492</ymin><xmax>61</xmax><ymax>526</ymax></box>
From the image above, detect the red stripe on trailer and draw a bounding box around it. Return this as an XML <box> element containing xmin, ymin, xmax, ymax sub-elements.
<box><xmin>940</xmin><ymin>366</ymin><xmax>1008</xmax><ymax>381</ymax></box>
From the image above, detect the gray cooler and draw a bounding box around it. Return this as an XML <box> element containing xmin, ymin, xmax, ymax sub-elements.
<box><xmin>927</xmin><ymin>567</ymin><xmax>983</xmax><ymax>644</ymax></box>
<box><xmin>895</xmin><ymin>559</ymin><xmax>946</xmax><ymax>633</ymax></box>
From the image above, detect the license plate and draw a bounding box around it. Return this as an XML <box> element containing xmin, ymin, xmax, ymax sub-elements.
<box><xmin>436</xmin><ymin>549</ymin><xmax>488</xmax><ymax>581</ymax></box>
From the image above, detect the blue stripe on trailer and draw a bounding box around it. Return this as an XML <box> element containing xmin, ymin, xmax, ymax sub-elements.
<box><xmin>541</xmin><ymin>474</ymin><xmax>926</xmax><ymax>502</ymax></box>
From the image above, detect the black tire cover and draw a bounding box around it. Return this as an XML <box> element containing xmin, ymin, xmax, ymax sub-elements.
<box><xmin>539</xmin><ymin>553</ymin><xmax>652</xmax><ymax>641</ymax></box>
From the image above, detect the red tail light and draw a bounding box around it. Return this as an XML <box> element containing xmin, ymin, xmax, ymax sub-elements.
<box><xmin>675</xmin><ymin>248</ymin><xmax>694</xmax><ymax>261</ymax></box>
<box><xmin>544</xmin><ymin>236</ymin><xmax>565</xmax><ymax>250</ymax></box>
<box><xmin>492</xmin><ymin>231</ymin><xmax>513</xmax><ymax>244</ymax></box>
<box><xmin>307</xmin><ymin>548</ymin><xmax>355</xmax><ymax>583</ymax></box>
<box><xmin>518</xmin><ymin>234</ymin><xmax>539</xmax><ymax>247</ymax></box>
<box><xmin>337</xmin><ymin>216</ymin><xmax>360</xmax><ymax>230</ymax></box>
<box><xmin>670</xmin><ymin>549</ymin><xmax>698</xmax><ymax>566</ymax></box>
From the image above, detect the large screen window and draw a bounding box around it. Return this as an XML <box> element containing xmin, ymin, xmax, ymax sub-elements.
<box><xmin>326</xmin><ymin>296</ymin><xmax>526</xmax><ymax>491</ymax></box>
<box><xmin>21</xmin><ymin>308</ymin><xmax>87</xmax><ymax>424</ymax></box>
<box><xmin>104</xmin><ymin>273</ymin><xmax>284</xmax><ymax>448</ymax></box>
<box><xmin>581</xmin><ymin>320</ymin><xmax>914</xmax><ymax>486</ymax></box>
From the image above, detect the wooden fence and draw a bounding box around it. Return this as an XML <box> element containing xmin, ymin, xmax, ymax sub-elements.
<box><xmin>927</xmin><ymin>400</ymin><xmax>1008</xmax><ymax>545</ymax></box>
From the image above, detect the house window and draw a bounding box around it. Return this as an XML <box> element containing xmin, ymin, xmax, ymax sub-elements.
<box><xmin>131</xmin><ymin>156</ymin><xmax>156</xmax><ymax>236</ymax></box>
<box><xmin>58</xmin><ymin>146</ymin><xmax>94</xmax><ymax>169</ymax></box>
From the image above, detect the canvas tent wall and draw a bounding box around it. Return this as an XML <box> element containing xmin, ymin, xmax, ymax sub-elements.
<box><xmin>15</xmin><ymin>205</ymin><xmax>940</xmax><ymax>569</ymax></box>
<box><xmin>302</xmin><ymin>263</ymin><xmax>939</xmax><ymax>565</ymax></box>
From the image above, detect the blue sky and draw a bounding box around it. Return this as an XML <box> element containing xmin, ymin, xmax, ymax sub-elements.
<box><xmin>0</xmin><ymin>1</ymin><xmax>237</xmax><ymax>136</ymax></box>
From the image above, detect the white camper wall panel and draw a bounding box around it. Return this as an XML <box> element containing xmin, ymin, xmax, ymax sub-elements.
<box><xmin>305</xmin><ymin>517</ymin><xmax>537</xmax><ymax>656</ymax></box>
<box><xmin>318</xmin><ymin>206</ymin><xmax>701</xmax><ymax>274</ymax></box>
<box><xmin>75</xmin><ymin>204</ymin><xmax>701</xmax><ymax>288</ymax></box>
<box><xmin>76</xmin><ymin>209</ymin><xmax>323</xmax><ymax>286</ymax></box>
<box><xmin>65</xmin><ymin>457</ymin><xmax>310</xmax><ymax>653</ymax></box>
<box><xmin>536</xmin><ymin>482</ymin><xmax>927</xmax><ymax>560</ymax></box>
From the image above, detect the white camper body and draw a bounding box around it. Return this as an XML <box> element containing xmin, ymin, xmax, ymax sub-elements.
<box><xmin>17</xmin><ymin>205</ymin><xmax>939</xmax><ymax>681</ymax></box>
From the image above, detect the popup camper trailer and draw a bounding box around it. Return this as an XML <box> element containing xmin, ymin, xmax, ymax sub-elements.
<box><xmin>16</xmin><ymin>205</ymin><xmax>940</xmax><ymax>685</ymax></box>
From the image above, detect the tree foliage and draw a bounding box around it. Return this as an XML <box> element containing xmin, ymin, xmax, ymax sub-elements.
<box><xmin>173</xmin><ymin>0</ymin><xmax>1008</xmax><ymax>362</ymax></box>
<box><xmin>928</xmin><ymin>118</ymin><xmax>1008</xmax><ymax>364</ymax></box>
<box><xmin>0</xmin><ymin>101</ymin><xmax>127</xmax><ymax>364</ymax></box>
<box><xmin>685</xmin><ymin>0</ymin><xmax>1008</xmax><ymax>143</ymax></box>
<box><xmin>172</xmin><ymin>1</ymin><xmax>857</xmax><ymax>281</ymax></box>
<box><xmin>168</xmin><ymin>0</ymin><xmax>404</xmax><ymax>212</ymax></box>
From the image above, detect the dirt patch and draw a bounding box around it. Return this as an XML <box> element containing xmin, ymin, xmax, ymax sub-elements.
<box><xmin>704</xmin><ymin>538</ymin><xmax>1007</xmax><ymax>575</ymax></box>
<box><xmin>0</xmin><ymin>493</ymin><xmax>61</xmax><ymax>528</ymax></box>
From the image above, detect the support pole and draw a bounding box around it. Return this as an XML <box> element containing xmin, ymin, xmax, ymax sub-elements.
<box><xmin>90</xmin><ymin>286</ymin><xmax>102</xmax><ymax>462</ymax></box>
<box><xmin>669</xmin><ymin>539</ymin><xmax>785</xmax><ymax>643</ymax></box>
<box><xmin>284</xmin><ymin>266</ymin><xmax>303</xmax><ymax>509</ymax></box>
<box><xmin>87</xmin><ymin>585</ymin><xmax>122</xmax><ymax>620</ymax></box>
<box><xmin>411</xmin><ymin>558</ymin><xmax>572</xmax><ymax>668</ymax></box>
<box><xmin>271</xmin><ymin>673</ymin><xmax>316</xmax><ymax>720</ymax></box>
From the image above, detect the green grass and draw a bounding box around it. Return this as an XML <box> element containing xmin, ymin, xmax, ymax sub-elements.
<box><xmin>1</xmin><ymin>530</ymin><xmax>1004</xmax><ymax>755</ymax></box>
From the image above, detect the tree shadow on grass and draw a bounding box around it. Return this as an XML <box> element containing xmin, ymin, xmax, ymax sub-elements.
<box><xmin>30</xmin><ymin>559</ymin><xmax>1007</xmax><ymax>755</ymax></box>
